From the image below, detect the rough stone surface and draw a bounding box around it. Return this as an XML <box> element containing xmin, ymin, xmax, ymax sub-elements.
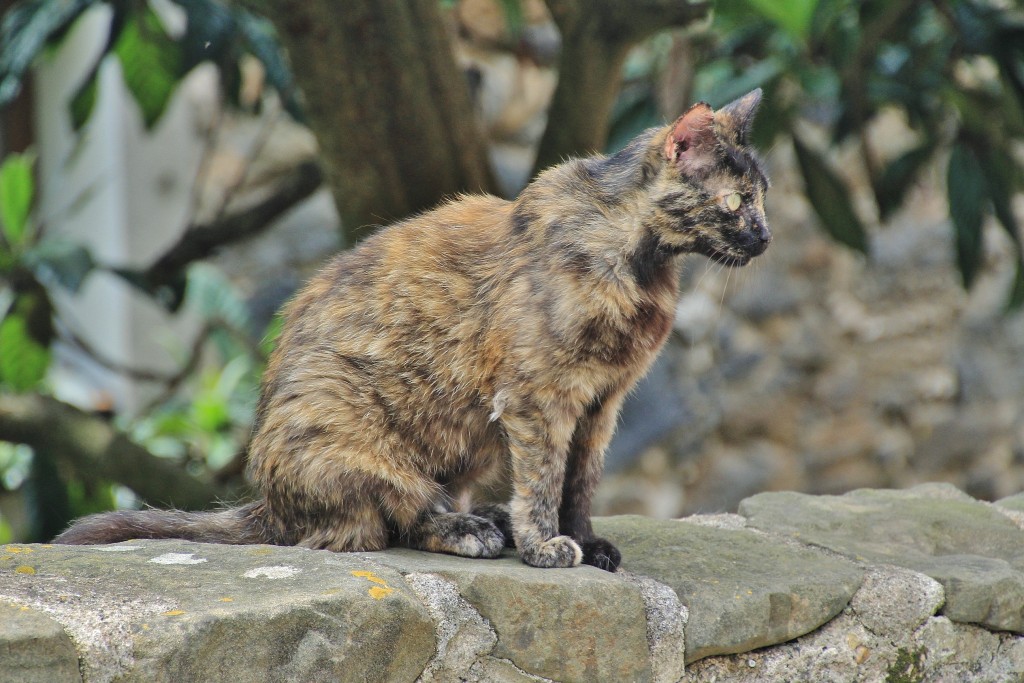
<box><xmin>619</xmin><ymin>571</ymin><xmax>688</xmax><ymax>683</ymax></box>
<box><xmin>687</xmin><ymin>611</ymin><xmax>1024</xmax><ymax>683</ymax></box>
<box><xmin>0</xmin><ymin>603</ymin><xmax>81</xmax><ymax>683</ymax></box>
<box><xmin>0</xmin><ymin>541</ymin><xmax>436</xmax><ymax>683</ymax></box>
<box><xmin>849</xmin><ymin>566</ymin><xmax>945</xmax><ymax>638</ymax></box>
<box><xmin>364</xmin><ymin>549</ymin><xmax>653</xmax><ymax>683</ymax></box>
<box><xmin>594</xmin><ymin>515</ymin><xmax>863</xmax><ymax>662</ymax></box>
<box><xmin>739</xmin><ymin>483</ymin><xmax>1024</xmax><ymax>633</ymax></box>
<box><xmin>4</xmin><ymin>496</ymin><xmax>1024</xmax><ymax>682</ymax></box>
<box><xmin>996</xmin><ymin>492</ymin><xmax>1024</xmax><ymax>513</ymax></box>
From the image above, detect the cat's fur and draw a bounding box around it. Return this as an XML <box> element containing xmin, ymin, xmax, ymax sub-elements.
<box><xmin>56</xmin><ymin>90</ymin><xmax>770</xmax><ymax>571</ymax></box>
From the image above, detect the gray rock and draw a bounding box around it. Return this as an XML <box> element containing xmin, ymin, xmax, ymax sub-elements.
<box><xmin>849</xmin><ymin>566</ymin><xmax>944</xmax><ymax>637</ymax></box>
<box><xmin>0</xmin><ymin>603</ymin><xmax>81</xmax><ymax>683</ymax></box>
<box><xmin>620</xmin><ymin>571</ymin><xmax>688</xmax><ymax>683</ymax></box>
<box><xmin>405</xmin><ymin>572</ymin><xmax>496</xmax><ymax>683</ymax></box>
<box><xmin>687</xmin><ymin>611</ymin><xmax>1024</xmax><ymax>682</ymax></box>
<box><xmin>739</xmin><ymin>484</ymin><xmax>1024</xmax><ymax>633</ymax></box>
<box><xmin>0</xmin><ymin>540</ymin><xmax>436</xmax><ymax>683</ymax></box>
<box><xmin>363</xmin><ymin>549</ymin><xmax>654</xmax><ymax>683</ymax></box>
<box><xmin>593</xmin><ymin>516</ymin><xmax>863</xmax><ymax>663</ymax></box>
<box><xmin>996</xmin><ymin>492</ymin><xmax>1024</xmax><ymax>513</ymax></box>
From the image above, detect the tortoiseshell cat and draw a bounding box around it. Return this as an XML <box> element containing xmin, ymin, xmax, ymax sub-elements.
<box><xmin>57</xmin><ymin>90</ymin><xmax>770</xmax><ymax>571</ymax></box>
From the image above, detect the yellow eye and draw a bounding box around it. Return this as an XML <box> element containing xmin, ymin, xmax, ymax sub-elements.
<box><xmin>725</xmin><ymin>192</ymin><xmax>742</xmax><ymax>211</ymax></box>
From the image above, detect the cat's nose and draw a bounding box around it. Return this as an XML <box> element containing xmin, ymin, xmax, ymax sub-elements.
<box><xmin>752</xmin><ymin>217</ymin><xmax>771</xmax><ymax>244</ymax></box>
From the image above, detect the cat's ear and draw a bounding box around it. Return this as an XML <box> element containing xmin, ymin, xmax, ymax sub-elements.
<box><xmin>716</xmin><ymin>88</ymin><xmax>762</xmax><ymax>146</ymax></box>
<box><xmin>663</xmin><ymin>102</ymin><xmax>717</xmax><ymax>176</ymax></box>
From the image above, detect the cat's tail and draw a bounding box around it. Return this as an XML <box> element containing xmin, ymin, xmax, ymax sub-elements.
<box><xmin>52</xmin><ymin>501</ymin><xmax>276</xmax><ymax>546</ymax></box>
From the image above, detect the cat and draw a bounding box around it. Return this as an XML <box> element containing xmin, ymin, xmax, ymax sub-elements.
<box><xmin>55</xmin><ymin>89</ymin><xmax>770</xmax><ymax>572</ymax></box>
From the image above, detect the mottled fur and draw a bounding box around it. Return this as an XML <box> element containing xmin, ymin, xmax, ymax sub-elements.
<box><xmin>56</xmin><ymin>91</ymin><xmax>771</xmax><ymax>571</ymax></box>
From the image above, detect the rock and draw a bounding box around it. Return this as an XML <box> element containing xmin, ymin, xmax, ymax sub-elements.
<box><xmin>0</xmin><ymin>541</ymin><xmax>436</xmax><ymax>683</ymax></box>
<box><xmin>5</xmin><ymin>504</ymin><xmax>1024</xmax><ymax>682</ymax></box>
<box><xmin>404</xmin><ymin>572</ymin><xmax>497</xmax><ymax>683</ymax></box>
<box><xmin>739</xmin><ymin>484</ymin><xmax>1024</xmax><ymax>633</ymax></box>
<box><xmin>364</xmin><ymin>549</ymin><xmax>654</xmax><ymax>683</ymax></box>
<box><xmin>593</xmin><ymin>516</ymin><xmax>863</xmax><ymax>663</ymax></box>
<box><xmin>620</xmin><ymin>571</ymin><xmax>688</xmax><ymax>683</ymax></box>
<box><xmin>0</xmin><ymin>603</ymin><xmax>81</xmax><ymax>683</ymax></box>
<box><xmin>849</xmin><ymin>566</ymin><xmax>944</xmax><ymax>638</ymax></box>
<box><xmin>995</xmin><ymin>492</ymin><xmax>1024</xmax><ymax>513</ymax></box>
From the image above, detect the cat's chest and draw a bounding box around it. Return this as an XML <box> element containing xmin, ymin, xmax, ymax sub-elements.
<box><xmin>574</xmin><ymin>297</ymin><xmax>674</xmax><ymax>368</ymax></box>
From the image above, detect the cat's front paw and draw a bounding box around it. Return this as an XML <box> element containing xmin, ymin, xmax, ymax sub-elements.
<box><xmin>520</xmin><ymin>535</ymin><xmax>582</xmax><ymax>568</ymax></box>
<box><xmin>580</xmin><ymin>537</ymin><xmax>621</xmax><ymax>572</ymax></box>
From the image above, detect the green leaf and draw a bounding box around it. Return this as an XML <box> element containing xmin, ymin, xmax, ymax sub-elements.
<box><xmin>114</xmin><ymin>6</ymin><xmax>183</xmax><ymax>128</ymax></box>
<box><xmin>976</xmin><ymin>147</ymin><xmax>1021</xmax><ymax>251</ymax></box>
<box><xmin>234</xmin><ymin>8</ymin><xmax>303</xmax><ymax>122</ymax></box>
<box><xmin>0</xmin><ymin>312</ymin><xmax>50</xmax><ymax>392</ymax></box>
<box><xmin>0</xmin><ymin>0</ymin><xmax>95</xmax><ymax>107</ymax></box>
<box><xmin>68</xmin><ymin>66</ymin><xmax>99</xmax><ymax>131</ymax></box>
<box><xmin>23</xmin><ymin>239</ymin><xmax>96</xmax><ymax>293</ymax></box>
<box><xmin>1007</xmin><ymin>259</ymin><xmax>1024</xmax><ymax>311</ymax></box>
<box><xmin>0</xmin><ymin>152</ymin><xmax>35</xmax><ymax>248</ymax></box>
<box><xmin>792</xmin><ymin>136</ymin><xmax>869</xmax><ymax>253</ymax></box>
<box><xmin>743</xmin><ymin>0</ymin><xmax>820</xmax><ymax>41</ymax></box>
<box><xmin>947</xmin><ymin>142</ymin><xmax>986</xmax><ymax>289</ymax></box>
<box><xmin>176</xmin><ymin>0</ymin><xmax>236</xmax><ymax>71</ymax></box>
<box><xmin>0</xmin><ymin>515</ymin><xmax>12</xmax><ymax>544</ymax></box>
<box><xmin>498</xmin><ymin>0</ymin><xmax>525</xmax><ymax>36</ymax></box>
<box><xmin>874</xmin><ymin>144</ymin><xmax>935</xmax><ymax>221</ymax></box>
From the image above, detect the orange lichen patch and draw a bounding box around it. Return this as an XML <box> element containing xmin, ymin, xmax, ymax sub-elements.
<box><xmin>3</xmin><ymin>546</ymin><xmax>34</xmax><ymax>554</ymax></box>
<box><xmin>368</xmin><ymin>586</ymin><xmax>395</xmax><ymax>600</ymax></box>
<box><xmin>14</xmin><ymin>565</ymin><xmax>35</xmax><ymax>575</ymax></box>
<box><xmin>217</xmin><ymin>597</ymin><xmax>234</xmax><ymax>602</ymax></box>
<box><xmin>350</xmin><ymin>570</ymin><xmax>388</xmax><ymax>586</ymax></box>
<box><xmin>162</xmin><ymin>610</ymin><xmax>186</xmax><ymax>616</ymax></box>
<box><xmin>351</xmin><ymin>570</ymin><xmax>395</xmax><ymax>599</ymax></box>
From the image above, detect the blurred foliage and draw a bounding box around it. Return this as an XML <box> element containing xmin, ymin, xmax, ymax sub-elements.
<box><xmin>0</xmin><ymin>0</ymin><xmax>301</xmax><ymax>130</ymax></box>
<box><xmin>0</xmin><ymin>148</ymin><xmax>271</xmax><ymax>538</ymax></box>
<box><xmin>0</xmin><ymin>0</ymin><xmax>298</xmax><ymax>541</ymax></box>
<box><xmin>128</xmin><ymin>265</ymin><xmax>264</xmax><ymax>474</ymax></box>
<box><xmin>613</xmin><ymin>0</ymin><xmax>1024</xmax><ymax>307</ymax></box>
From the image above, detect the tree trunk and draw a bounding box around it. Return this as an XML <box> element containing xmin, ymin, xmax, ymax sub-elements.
<box><xmin>246</xmin><ymin>0</ymin><xmax>495</xmax><ymax>244</ymax></box>
<box><xmin>535</xmin><ymin>0</ymin><xmax>709</xmax><ymax>172</ymax></box>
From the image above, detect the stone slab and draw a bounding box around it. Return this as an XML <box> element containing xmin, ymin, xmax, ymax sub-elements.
<box><xmin>0</xmin><ymin>602</ymin><xmax>81</xmax><ymax>683</ymax></box>
<box><xmin>0</xmin><ymin>541</ymin><xmax>435</xmax><ymax>683</ymax></box>
<box><xmin>739</xmin><ymin>484</ymin><xmax>1024</xmax><ymax>633</ymax></box>
<box><xmin>363</xmin><ymin>548</ymin><xmax>655</xmax><ymax>682</ymax></box>
<box><xmin>593</xmin><ymin>515</ymin><xmax>863</xmax><ymax>663</ymax></box>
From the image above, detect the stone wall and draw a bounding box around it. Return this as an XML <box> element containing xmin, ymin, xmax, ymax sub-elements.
<box><xmin>4</xmin><ymin>484</ymin><xmax>1024</xmax><ymax>682</ymax></box>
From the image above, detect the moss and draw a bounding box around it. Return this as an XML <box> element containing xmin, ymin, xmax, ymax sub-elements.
<box><xmin>885</xmin><ymin>647</ymin><xmax>927</xmax><ymax>683</ymax></box>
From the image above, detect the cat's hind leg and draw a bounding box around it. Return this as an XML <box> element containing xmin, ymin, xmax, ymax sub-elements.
<box><xmin>293</xmin><ymin>500</ymin><xmax>389</xmax><ymax>552</ymax></box>
<box><xmin>403</xmin><ymin>510</ymin><xmax>506</xmax><ymax>558</ymax></box>
<box><xmin>470</xmin><ymin>502</ymin><xmax>516</xmax><ymax>548</ymax></box>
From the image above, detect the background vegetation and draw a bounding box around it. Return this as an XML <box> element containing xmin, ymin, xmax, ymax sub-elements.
<box><xmin>0</xmin><ymin>0</ymin><xmax>1021</xmax><ymax>542</ymax></box>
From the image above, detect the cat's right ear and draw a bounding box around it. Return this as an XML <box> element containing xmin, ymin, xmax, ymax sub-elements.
<box><xmin>663</xmin><ymin>102</ymin><xmax>717</xmax><ymax>176</ymax></box>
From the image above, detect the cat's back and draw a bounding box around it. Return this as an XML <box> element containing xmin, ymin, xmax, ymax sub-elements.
<box><xmin>268</xmin><ymin>193</ymin><xmax>517</xmax><ymax>388</ymax></box>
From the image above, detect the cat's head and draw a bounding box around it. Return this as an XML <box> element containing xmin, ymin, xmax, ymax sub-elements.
<box><xmin>651</xmin><ymin>89</ymin><xmax>770</xmax><ymax>266</ymax></box>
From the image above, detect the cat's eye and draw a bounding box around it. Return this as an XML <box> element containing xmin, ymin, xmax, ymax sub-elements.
<box><xmin>725</xmin><ymin>192</ymin><xmax>742</xmax><ymax>211</ymax></box>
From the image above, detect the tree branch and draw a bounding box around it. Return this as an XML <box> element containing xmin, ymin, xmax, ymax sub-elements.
<box><xmin>142</xmin><ymin>160</ymin><xmax>324</xmax><ymax>291</ymax></box>
<box><xmin>0</xmin><ymin>393</ymin><xmax>229</xmax><ymax>510</ymax></box>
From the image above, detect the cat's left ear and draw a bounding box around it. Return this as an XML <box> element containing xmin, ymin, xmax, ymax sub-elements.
<box><xmin>716</xmin><ymin>88</ymin><xmax>762</xmax><ymax>146</ymax></box>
